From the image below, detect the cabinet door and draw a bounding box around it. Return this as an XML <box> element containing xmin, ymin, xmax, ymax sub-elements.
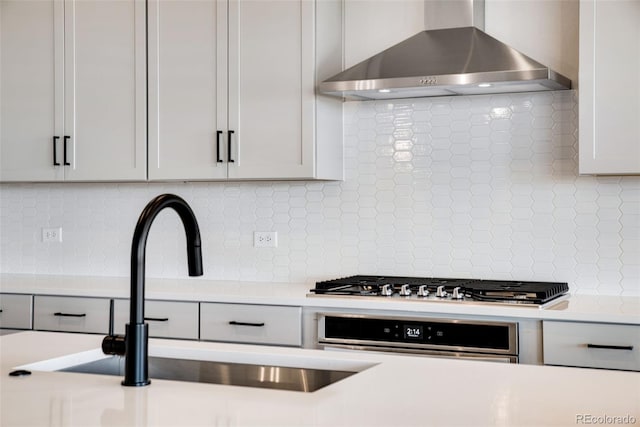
<box><xmin>113</xmin><ymin>299</ymin><xmax>199</xmax><ymax>340</ymax></box>
<box><xmin>0</xmin><ymin>0</ymin><xmax>64</xmax><ymax>182</ymax></box>
<box><xmin>543</xmin><ymin>321</ymin><xmax>640</xmax><ymax>371</ymax></box>
<box><xmin>62</xmin><ymin>0</ymin><xmax>146</xmax><ymax>181</ymax></box>
<box><xmin>227</xmin><ymin>0</ymin><xmax>315</xmax><ymax>179</ymax></box>
<box><xmin>579</xmin><ymin>0</ymin><xmax>640</xmax><ymax>175</ymax></box>
<box><xmin>200</xmin><ymin>303</ymin><xmax>302</xmax><ymax>346</ymax></box>
<box><xmin>0</xmin><ymin>293</ymin><xmax>33</xmax><ymax>330</ymax></box>
<box><xmin>33</xmin><ymin>295</ymin><xmax>110</xmax><ymax>334</ymax></box>
<box><xmin>148</xmin><ymin>0</ymin><xmax>228</xmax><ymax>181</ymax></box>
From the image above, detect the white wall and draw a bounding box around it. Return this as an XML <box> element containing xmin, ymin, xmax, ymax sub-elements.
<box><xmin>344</xmin><ymin>0</ymin><xmax>425</xmax><ymax>67</ymax></box>
<box><xmin>2</xmin><ymin>91</ymin><xmax>639</xmax><ymax>296</ymax></box>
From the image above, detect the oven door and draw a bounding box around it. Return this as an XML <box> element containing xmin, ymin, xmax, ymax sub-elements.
<box><xmin>320</xmin><ymin>343</ymin><xmax>518</xmax><ymax>363</ymax></box>
<box><xmin>317</xmin><ymin>313</ymin><xmax>519</xmax><ymax>363</ymax></box>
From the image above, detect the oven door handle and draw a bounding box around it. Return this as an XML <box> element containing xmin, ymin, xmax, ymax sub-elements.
<box><xmin>320</xmin><ymin>343</ymin><xmax>518</xmax><ymax>363</ymax></box>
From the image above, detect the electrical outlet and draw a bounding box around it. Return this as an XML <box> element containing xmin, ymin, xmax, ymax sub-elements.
<box><xmin>254</xmin><ymin>231</ymin><xmax>277</xmax><ymax>248</ymax></box>
<box><xmin>42</xmin><ymin>227</ymin><xmax>62</xmax><ymax>243</ymax></box>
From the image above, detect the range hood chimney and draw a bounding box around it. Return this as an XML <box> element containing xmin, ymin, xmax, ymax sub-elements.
<box><xmin>319</xmin><ymin>0</ymin><xmax>571</xmax><ymax>100</ymax></box>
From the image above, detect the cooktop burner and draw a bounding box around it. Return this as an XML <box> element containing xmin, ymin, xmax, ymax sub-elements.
<box><xmin>310</xmin><ymin>275</ymin><xmax>569</xmax><ymax>306</ymax></box>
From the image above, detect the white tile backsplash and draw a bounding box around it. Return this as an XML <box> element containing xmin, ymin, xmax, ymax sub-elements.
<box><xmin>1</xmin><ymin>91</ymin><xmax>639</xmax><ymax>295</ymax></box>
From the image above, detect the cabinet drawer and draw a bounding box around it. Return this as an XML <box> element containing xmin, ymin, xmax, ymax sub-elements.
<box><xmin>200</xmin><ymin>303</ymin><xmax>301</xmax><ymax>346</ymax></box>
<box><xmin>113</xmin><ymin>299</ymin><xmax>199</xmax><ymax>340</ymax></box>
<box><xmin>33</xmin><ymin>295</ymin><xmax>110</xmax><ymax>334</ymax></box>
<box><xmin>543</xmin><ymin>321</ymin><xmax>640</xmax><ymax>371</ymax></box>
<box><xmin>0</xmin><ymin>293</ymin><xmax>33</xmax><ymax>329</ymax></box>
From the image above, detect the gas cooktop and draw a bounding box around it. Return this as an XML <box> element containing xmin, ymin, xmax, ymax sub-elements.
<box><xmin>309</xmin><ymin>275</ymin><xmax>569</xmax><ymax>306</ymax></box>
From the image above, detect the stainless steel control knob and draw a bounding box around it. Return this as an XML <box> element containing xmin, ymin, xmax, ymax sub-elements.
<box><xmin>417</xmin><ymin>285</ymin><xmax>429</xmax><ymax>297</ymax></box>
<box><xmin>399</xmin><ymin>284</ymin><xmax>411</xmax><ymax>296</ymax></box>
<box><xmin>380</xmin><ymin>284</ymin><xmax>394</xmax><ymax>296</ymax></box>
<box><xmin>452</xmin><ymin>287</ymin><xmax>464</xmax><ymax>299</ymax></box>
<box><xmin>435</xmin><ymin>285</ymin><xmax>447</xmax><ymax>298</ymax></box>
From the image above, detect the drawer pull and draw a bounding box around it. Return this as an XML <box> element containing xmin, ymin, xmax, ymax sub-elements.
<box><xmin>587</xmin><ymin>344</ymin><xmax>634</xmax><ymax>351</ymax></box>
<box><xmin>145</xmin><ymin>317</ymin><xmax>169</xmax><ymax>322</ymax></box>
<box><xmin>54</xmin><ymin>312</ymin><xmax>87</xmax><ymax>318</ymax></box>
<box><xmin>229</xmin><ymin>321</ymin><xmax>265</xmax><ymax>327</ymax></box>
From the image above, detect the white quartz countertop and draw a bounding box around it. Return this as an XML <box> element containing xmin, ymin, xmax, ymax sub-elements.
<box><xmin>1</xmin><ymin>331</ymin><xmax>639</xmax><ymax>427</ymax></box>
<box><xmin>1</xmin><ymin>274</ymin><xmax>640</xmax><ymax>324</ymax></box>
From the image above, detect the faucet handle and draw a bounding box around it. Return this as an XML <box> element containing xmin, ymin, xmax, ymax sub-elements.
<box><xmin>102</xmin><ymin>334</ymin><xmax>126</xmax><ymax>356</ymax></box>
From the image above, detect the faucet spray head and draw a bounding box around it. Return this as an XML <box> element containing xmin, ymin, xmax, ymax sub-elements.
<box><xmin>188</xmin><ymin>243</ymin><xmax>203</xmax><ymax>277</ymax></box>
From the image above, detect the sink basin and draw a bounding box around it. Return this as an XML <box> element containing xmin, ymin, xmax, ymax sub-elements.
<box><xmin>59</xmin><ymin>356</ymin><xmax>359</xmax><ymax>392</ymax></box>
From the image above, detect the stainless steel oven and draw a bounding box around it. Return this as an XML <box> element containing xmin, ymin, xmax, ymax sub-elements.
<box><xmin>318</xmin><ymin>313</ymin><xmax>519</xmax><ymax>363</ymax></box>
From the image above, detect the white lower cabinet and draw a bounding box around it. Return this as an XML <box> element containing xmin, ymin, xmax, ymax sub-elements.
<box><xmin>33</xmin><ymin>295</ymin><xmax>110</xmax><ymax>334</ymax></box>
<box><xmin>0</xmin><ymin>293</ymin><xmax>33</xmax><ymax>330</ymax></box>
<box><xmin>113</xmin><ymin>299</ymin><xmax>199</xmax><ymax>340</ymax></box>
<box><xmin>543</xmin><ymin>320</ymin><xmax>640</xmax><ymax>371</ymax></box>
<box><xmin>200</xmin><ymin>303</ymin><xmax>302</xmax><ymax>347</ymax></box>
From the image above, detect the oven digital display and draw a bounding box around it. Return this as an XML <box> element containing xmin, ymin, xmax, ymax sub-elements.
<box><xmin>324</xmin><ymin>316</ymin><xmax>513</xmax><ymax>351</ymax></box>
<box><xmin>403</xmin><ymin>325</ymin><xmax>423</xmax><ymax>340</ymax></box>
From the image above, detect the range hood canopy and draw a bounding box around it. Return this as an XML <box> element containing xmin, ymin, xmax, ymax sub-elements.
<box><xmin>320</xmin><ymin>2</ymin><xmax>571</xmax><ymax>100</ymax></box>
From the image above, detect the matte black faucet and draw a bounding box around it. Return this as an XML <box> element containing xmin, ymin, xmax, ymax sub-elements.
<box><xmin>102</xmin><ymin>194</ymin><xmax>203</xmax><ymax>386</ymax></box>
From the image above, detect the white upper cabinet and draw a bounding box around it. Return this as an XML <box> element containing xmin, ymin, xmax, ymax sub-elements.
<box><xmin>1</xmin><ymin>0</ymin><xmax>62</xmax><ymax>181</ymax></box>
<box><xmin>1</xmin><ymin>0</ymin><xmax>147</xmax><ymax>182</ymax></box>
<box><xmin>227</xmin><ymin>0</ymin><xmax>312</xmax><ymax>179</ymax></box>
<box><xmin>148</xmin><ymin>0</ymin><xmax>343</xmax><ymax>181</ymax></box>
<box><xmin>63</xmin><ymin>0</ymin><xmax>147</xmax><ymax>181</ymax></box>
<box><xmin>3</xmin><ymin>0</ymin><xmax>341</xmax><ymax>182</ymax></box>
<box><xmin>147</xmin><ymin>0</ymin><xmax>227</xmax><ymax>180</ymax></box>
<box><xmin>579</xmin><ymin>0</ymin><xmax>640</xmax><ymax>175</ymax></box>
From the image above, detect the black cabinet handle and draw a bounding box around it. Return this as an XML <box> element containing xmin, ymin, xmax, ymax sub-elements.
<box><xmin>144</xmin><ymin>317</ymin><xmax>169</xmax><ymax>322</ymax></box>
<box><xmin>587</xmin><ymin>344</ymin><xmax>634</xmax><ymax>351</ymax></box>
<box><xmin>53</xmin><ymin>136</ymin><xmax>60</xmax><ymax>166</ymax></box>
<box><xmin>63</xmin><ymin>136</ymin><xmax>71</xmax><ymax>165</ymax></box>
<box><xmin>227</xmin><ymin>130</ymin><xmax>235</xmax><ymax>163</ymax></box>
<box><xmin>229</xmin><ymin>321</ymin><xmax>264</xmax><ymax>327</ymax></box>
<box><xmin>216</xmin><ymin>130</ymin><xmax>223</xmax><ymax>163</ymax></box>
<box><xmin>54</xmin><ymin>312</ymin><xmax>86</xmax><ymax>318</ymax></box>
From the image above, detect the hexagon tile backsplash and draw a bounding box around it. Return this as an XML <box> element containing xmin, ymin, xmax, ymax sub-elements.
<box><xmin>1</xmin><ymin>91</ymin><xmax>639</xmax><ymax>295</ymax></box>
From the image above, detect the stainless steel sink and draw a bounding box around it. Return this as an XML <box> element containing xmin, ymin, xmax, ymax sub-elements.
<box><xmin>59</xmin><ymin>356</ymin><xmax>358</xmax><ymax>392</ymax></box>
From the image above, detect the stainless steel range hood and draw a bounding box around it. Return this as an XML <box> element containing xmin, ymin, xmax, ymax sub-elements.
<box><xmin>319</xmin><ymin>1</ymin><xmax>571</xmax><ymax>100</ymax></box>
